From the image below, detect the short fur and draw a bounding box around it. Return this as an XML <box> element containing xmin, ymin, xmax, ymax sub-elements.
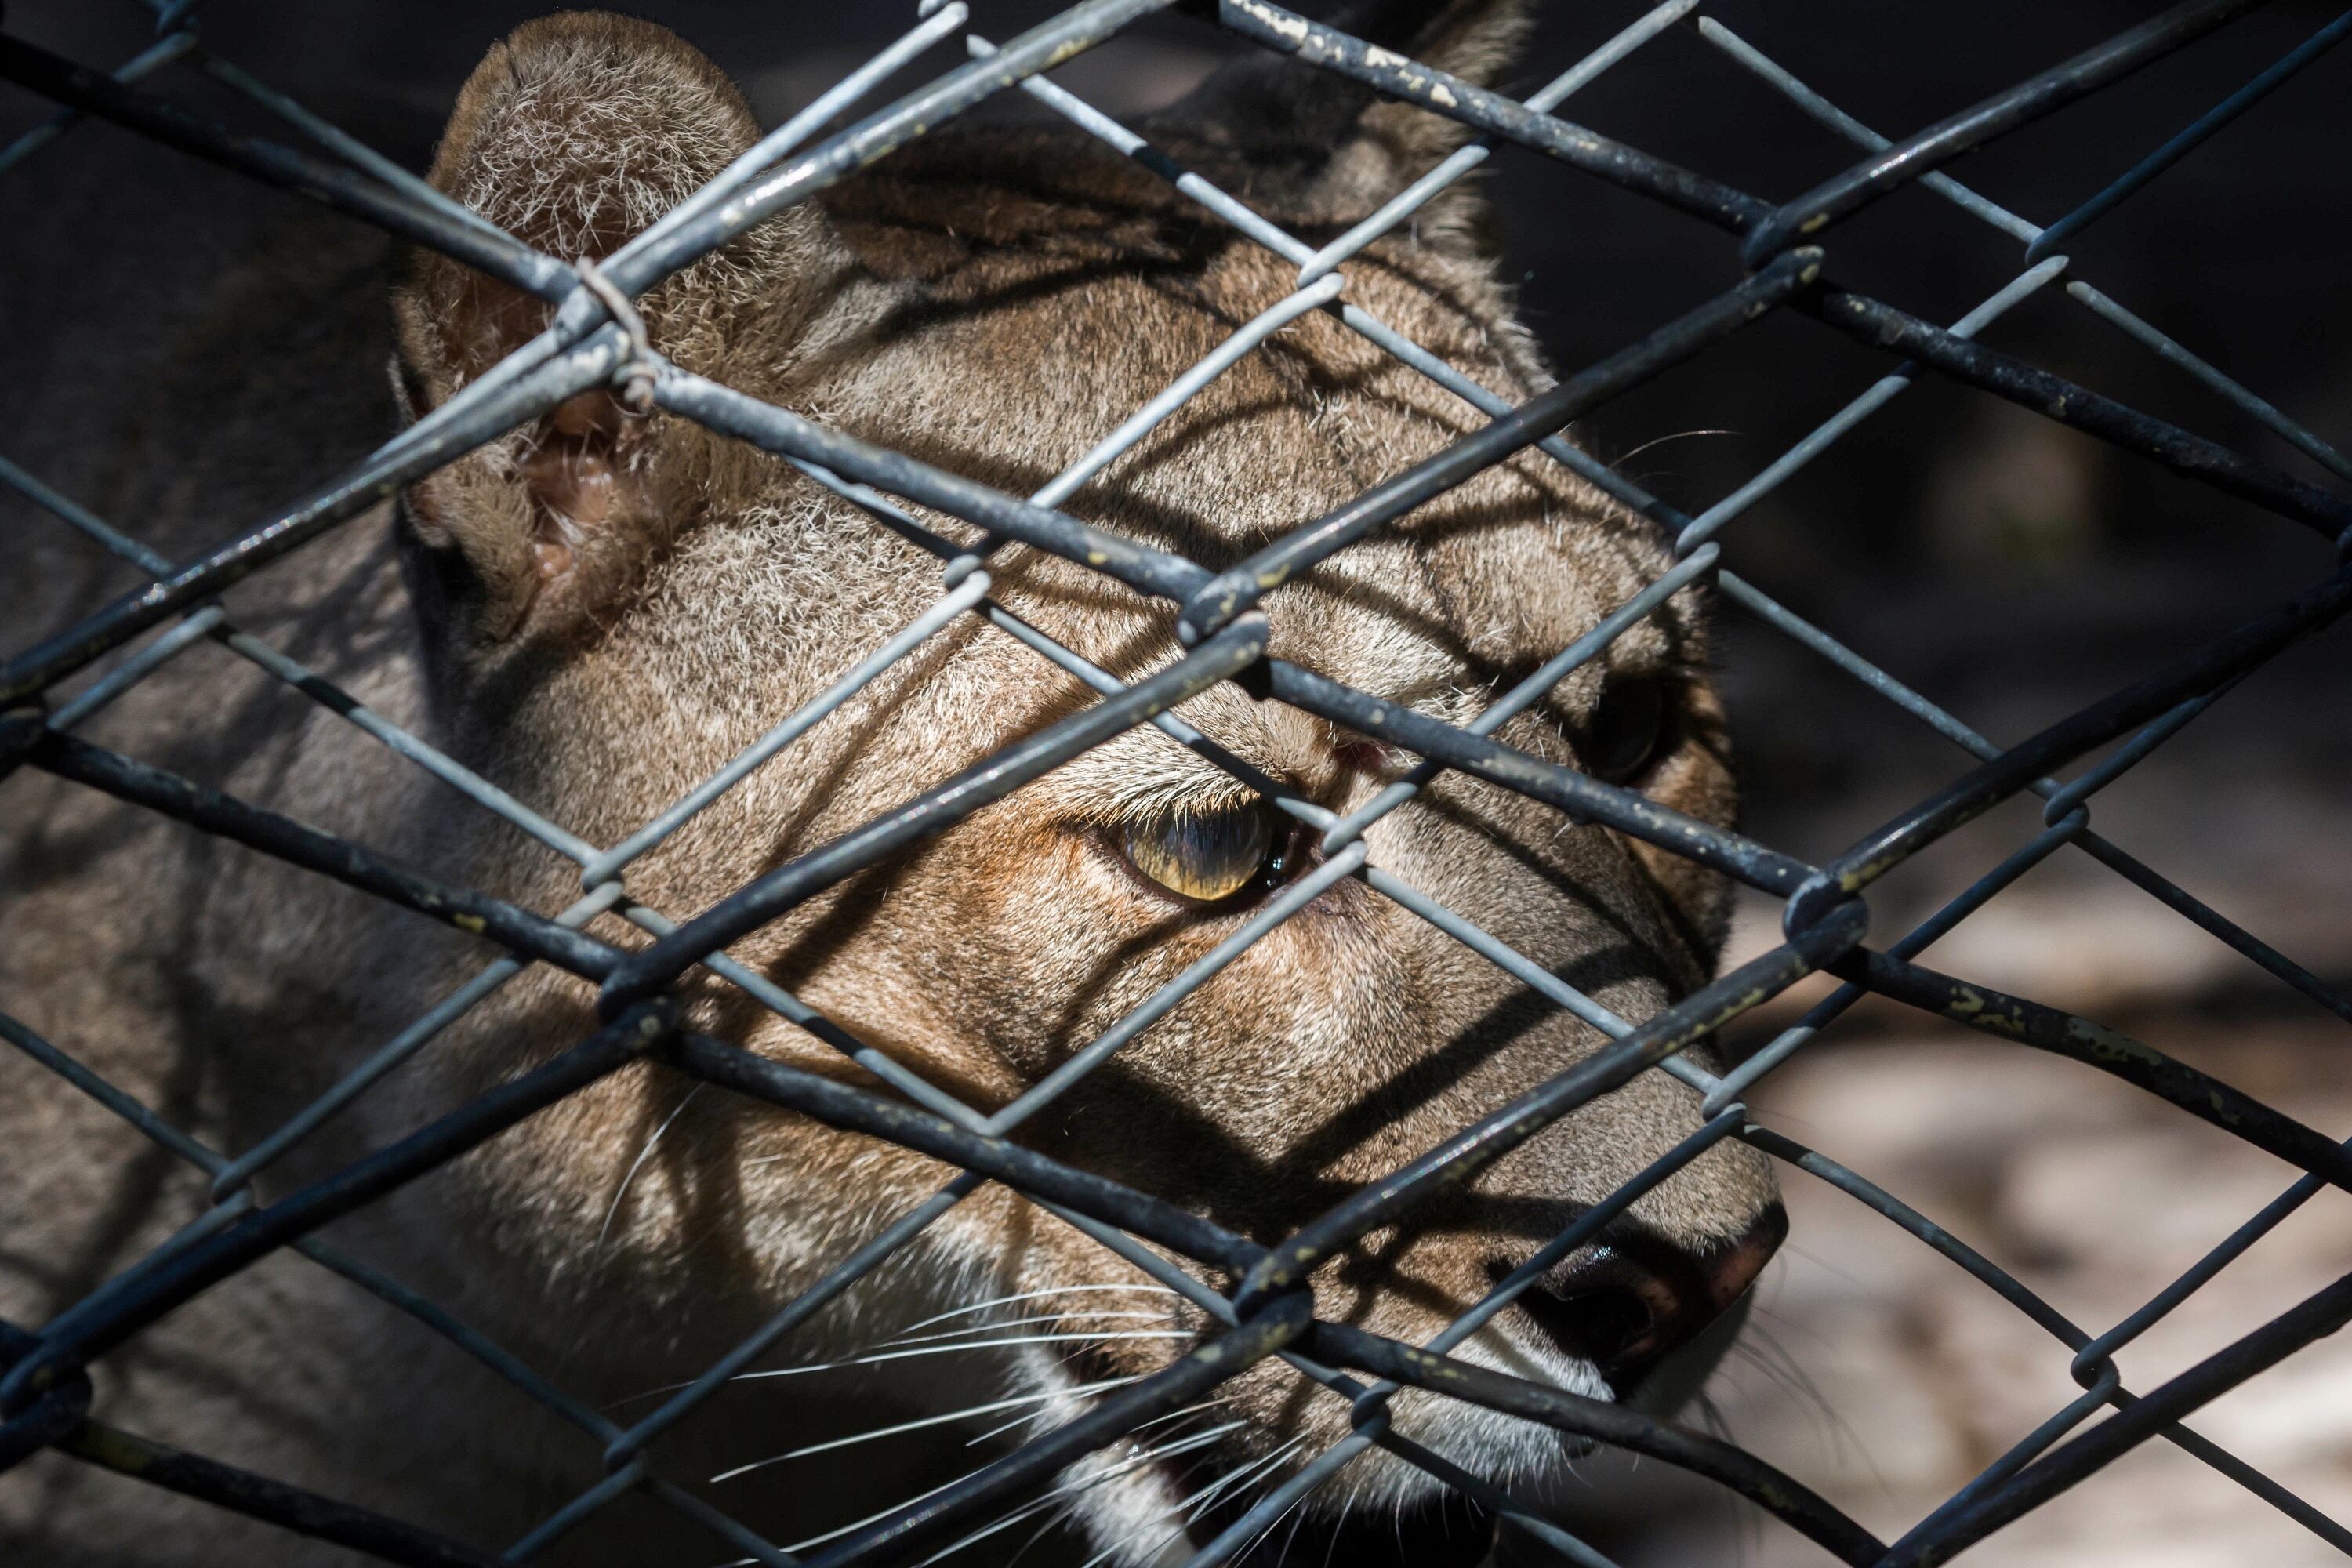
<box><xmin>1</xmin><ymin>6</ymin><xmax>1777</xmax><ymax>1562</ymax></box>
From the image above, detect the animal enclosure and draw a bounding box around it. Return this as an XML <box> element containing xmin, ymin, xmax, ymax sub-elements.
<box><xmin>5</xmin><ymin>1</ymin><xmax>2352</xmax><ymax>1564</ymax></box>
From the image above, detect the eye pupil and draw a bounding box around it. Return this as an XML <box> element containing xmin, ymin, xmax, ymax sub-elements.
<box><xmin>1120</xmin><ymin>804</ymin><xmax>1281</xmax><ymax>904</ymax></box>
<box><xmin>1584</xmin><ymin>677</ymin><xmax>1670</xmax><ymax>784</ymax></box>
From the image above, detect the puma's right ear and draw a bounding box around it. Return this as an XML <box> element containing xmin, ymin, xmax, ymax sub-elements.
<box><xmin>1155</xmin><ymin>0</ymin><xmax>1531</xmax><ymax>228</ymax></box>
<box><xmin>393</xmin><ymin>13</ymin><xmax>822</xmax><ymax>653</ymax></box>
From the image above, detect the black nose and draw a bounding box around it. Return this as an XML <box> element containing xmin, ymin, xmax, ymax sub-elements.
<box><xmin>1508</xmin><ymin>1203</ymin><xmax>1786</xmax><ymax>1397</ymax></box>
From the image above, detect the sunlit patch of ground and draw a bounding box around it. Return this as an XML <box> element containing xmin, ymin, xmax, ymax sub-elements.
<box><xmin>1555</xmin><ymin>1007</ymin><xmax>2352</xmax><ymax>1566</ymax></box>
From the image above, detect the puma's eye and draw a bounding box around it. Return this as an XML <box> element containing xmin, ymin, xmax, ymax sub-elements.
<box><xmin>1583</xmin><ymin>676</ymin><xmax>1671</xmax><ymax>784</ymax></box>
<box><xmin>1120</xmin><ymin>803</ymin><xmax>1283</xmax><ymax>905</ymax></box>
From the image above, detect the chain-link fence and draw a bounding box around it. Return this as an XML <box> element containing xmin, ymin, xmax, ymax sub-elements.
<box><xmin>5</xmin><ymin>0</ymin><xmax>2352</xmax><ymax>1563</ymax></box>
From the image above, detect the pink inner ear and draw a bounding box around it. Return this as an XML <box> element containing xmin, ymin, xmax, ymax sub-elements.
<box><xmin>1334</xmin><ymin>739</ymin><xmax>1396</xmax><ymax>775</ymax></box>
<box><xmin>548</xmin><ymin>388</ymin><xmax>629</xmax><ymax>439</ymax></box>
<box><xmin>520</xmin><ymin>390</ymin><xmax>634</xmax><ymax>579</ymax></box>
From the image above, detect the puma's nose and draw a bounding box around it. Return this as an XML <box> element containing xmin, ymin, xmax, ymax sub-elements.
<box><xmin>1508</xmin><ymin>1203</ymin><xmax>1786</xmax><ymax>1398</ymax></box>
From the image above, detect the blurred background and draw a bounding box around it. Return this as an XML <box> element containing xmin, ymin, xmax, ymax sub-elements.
<box><xmin>7</xmin><ymin>1</ymin><xmax>2352</xmax><ymax>1561</ymax></box>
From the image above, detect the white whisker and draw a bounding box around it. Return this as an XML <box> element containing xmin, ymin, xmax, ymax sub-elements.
<box><xmin>907</xmin><ymin>1421</ymin><xmax>1250</xmax><ymax>1566</ymax></box>
<box><xmin>968</xmin><ymin>1399</ymin><xmax>1088</xmax><ymax>1448</ymax></box>
<box><xmin>1007</xmin><ymin>1501</ymin><xmax>1088</xmax><ymax>1568</ymax></box>
<box><xmin>710</xmin><ymin>1376</ymin><xmax>1142</xmax><ymax>1482</ymax></box>
<box><xmin>1272</xmin><ymin>1494</ymin><xmax>1312</xmax><ymax>1563</ymax></box>
<box><xmin>618</xmin><ymin>1330</ymin><xmax>1203</xmax><ymax>1404</ymax></box>
<box><xmin>1321</xmin><ymin>1493</ymin><xmax>1356</xmax><ymax>1568</ymax></box>
<box><xmin>775</xmin><ymin>1396</ymin><xmax>1239</xmax><ymax>1558</ymax></box>
<box><xmin>878</xmin><ymin>1310</ymin><xmax>1174</xmax><ymax>1349</ymax></box>
<box><xmin>969</xmin><ymin>1388</ymin><xmax>1242</xmax><ymax>1451</ymax></box>
<box><xmin>1237</xmin><ymin>1492</ymin><xmax>1309</xmax><ymax>1565</ymax></box>
<box><xmin>1077</xmin><ymin>1429</ymin><xmax>1298</xmax><ymax>1561</ymax></box>
<box><xmin>1610</xmin><ymin>427</ymin><xmax>1739</xmax><ymax>465</ymax></box>
<box><xmin>727</xmin><ymin>1330</ymin><xmax>1197</xmax><ymax>1381</ymax></box>
<box><xmin>1164</xmin><ymin>1433</ymin><xmax>1302</xmax><ymax>1530</ymax></box>
<box><xmin>594</xmin><ymin>1084</ymin><xmax>701</xmax><ymax>1253</ymax></box>
<box><xmin>896</xmin><ymin>1284</ymin><xmax>1185</xmax><ymax>1337</ymax></box>
<box><xmin>969</xmin><ymin>1405</ymin><xmax>1063</xmax><ymax>1448</ymax></box>
<box><xmin>1084</xmin><ymin>1432</ymin><xmax>1306</xmax><ymax>1567</ymax></box>
<box><xmin>1200</xmin><ymin>1435</ymin><xmax>1307</xmax><ymax>1516</ymax></box>
<box><xmin>780</xmin><ymin>1461</ymin><xmax>973</xmax><ymax>1552</ymax></box>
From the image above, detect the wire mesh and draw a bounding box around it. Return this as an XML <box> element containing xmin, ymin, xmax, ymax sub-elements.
<box><xmin>3</xmin><ymin>1</ymin><xmax>2351</xmax><ymax>1563</ymax></box>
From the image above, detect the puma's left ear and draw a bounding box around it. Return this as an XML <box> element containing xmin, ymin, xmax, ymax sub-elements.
<box><xmin>1154</xmin><ymin>0</ymin><xmax>1531</xmax><ymax>227</ymax></box>
<box><xmin>393</xmin><ymin>13</ymin><xmax>825</xmax><ymax>656</ymax></box>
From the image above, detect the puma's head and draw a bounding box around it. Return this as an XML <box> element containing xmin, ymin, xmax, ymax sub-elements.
<box><xmin>390</xmin><ymin>7</ymin><xmax>1778</xmax><ymax>1560</ymax></box>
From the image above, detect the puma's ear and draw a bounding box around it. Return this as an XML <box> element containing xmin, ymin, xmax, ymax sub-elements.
<box><xmin>1155</xmin><ymin>0</ymin><xmax>1531</xmax><ymax>227</ymax></box>
<box><xmin>392</xmin><ymin>13</ymin><xmax>815</xmax><ymax>652</ymax></box>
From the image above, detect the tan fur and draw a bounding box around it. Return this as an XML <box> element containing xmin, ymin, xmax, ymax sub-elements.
<box><xmin>2</xmin><ymin>9</ymin><xmax>1775</xmax><ymax>1562</ymax></box>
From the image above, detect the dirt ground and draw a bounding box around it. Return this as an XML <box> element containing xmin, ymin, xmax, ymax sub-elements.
<box><xmin>1548</xmin><ymin>879</ymin><xmax>2352</xmax><ymax>1565</ymax></box>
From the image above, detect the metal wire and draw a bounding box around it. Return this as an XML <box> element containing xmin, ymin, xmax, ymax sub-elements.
<box><xmin>2</xmin><ymin>2</ymin><xmax>2350</xmax><ymax>1565</ymax></box>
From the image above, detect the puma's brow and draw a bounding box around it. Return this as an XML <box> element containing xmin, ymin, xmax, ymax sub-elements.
<box><xmin>1058</xmin><ymin>765</ymin><xmax>1276</xmax><ymax>829</ymax></box>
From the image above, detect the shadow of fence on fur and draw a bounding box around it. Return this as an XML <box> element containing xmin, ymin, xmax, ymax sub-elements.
<box><xmin>5</xmin><ymin>0</ymin><xmax>2352</xmax><ymax>1563</ymax></box>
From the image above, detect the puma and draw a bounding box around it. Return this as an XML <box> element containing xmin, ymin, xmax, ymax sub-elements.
<box><xmin>1</xmin><ymin>5</ymin><xmax>1783</xmax><ymax>1562</ymax></box>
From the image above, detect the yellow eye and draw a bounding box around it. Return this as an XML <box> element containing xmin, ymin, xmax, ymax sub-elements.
<box><xmin>1119</xmin><ymin>804</ymin><xmax>1281</xmax><ymax>904</ymax></box>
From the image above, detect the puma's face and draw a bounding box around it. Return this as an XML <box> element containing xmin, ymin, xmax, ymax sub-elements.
<box><xmin>390</xmin><ymin>11</ymin><xmax>1780</xmax><ymax>1560</ymax></box>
